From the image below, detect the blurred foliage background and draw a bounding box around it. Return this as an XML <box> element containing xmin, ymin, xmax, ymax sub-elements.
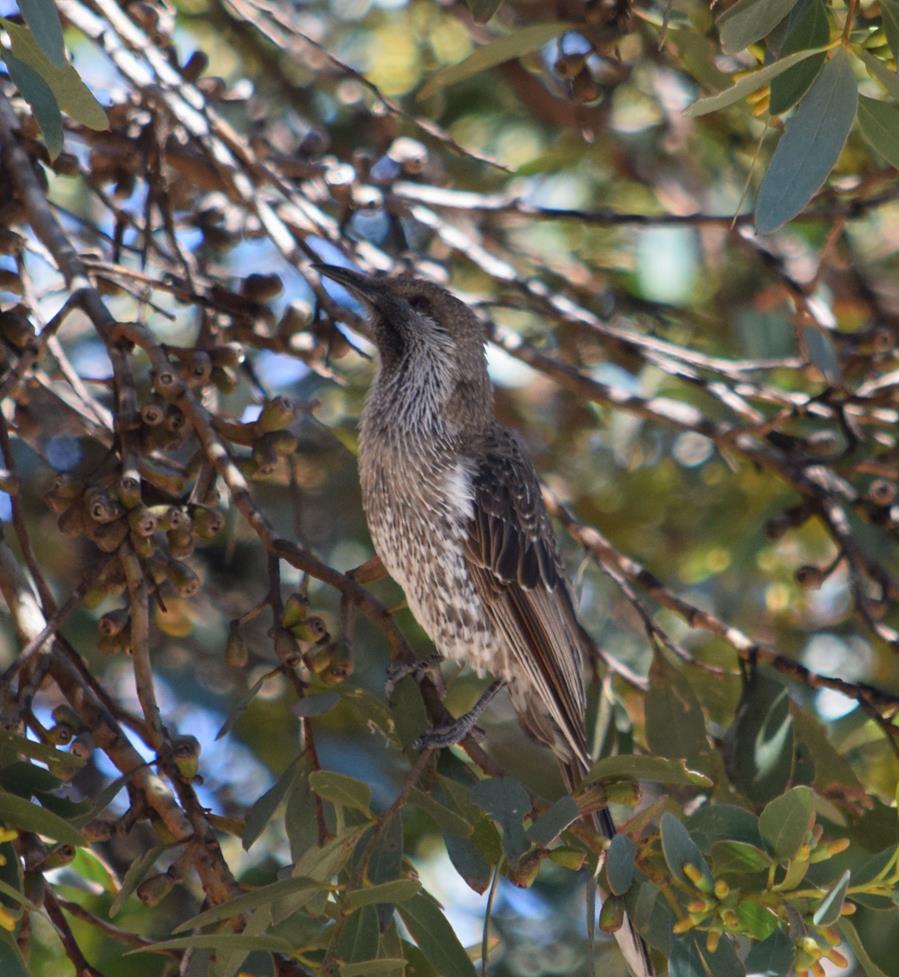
<box><xmin>0</xmin><ymin>0</ymin><xmax>898</xmax><ymax>976</ymax></box>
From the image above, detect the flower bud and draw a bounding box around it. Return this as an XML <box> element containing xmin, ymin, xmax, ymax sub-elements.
<box><xmin>137</xmin><ymin>872</ymin><xmax>175</xmax><ymax>907</ymax></box>
<box><xmin>172</xmin><ymin>735</ymin><xmax>201</xmax><ymax>781</ymax></box>
<box><xmin>190</xmin><ymin>506</ymin><xmax>224</xmax><ymax>539</ymax></box>
<box><xmin>599</xmin><ymin>894</ymin><xmax>625</xmax><ymax>933</ymax></box>
<box><xmin>254</xmin><ymin>396</ymin><xmax>297</xmax><ymax>434</ymax></box>
<box><xmin>127</xmin><ymin>506</ymin><xmax>158</xmax><ymax>537</ymax></box>
<box><xmin>98</xmin><ymin>608</ymin><xmax>129</xmax><ymax>637</ymax></box>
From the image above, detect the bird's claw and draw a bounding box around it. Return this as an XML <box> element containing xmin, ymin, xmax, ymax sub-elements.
<box><xmin>384</xmin><ymin>654</ymin><xmax>443</xmax><ymax>699</ymax></box>
<box><xmin>413</xmin><ymin>716</ymin><xmax>486</xmax><ymax>750</ymax></box>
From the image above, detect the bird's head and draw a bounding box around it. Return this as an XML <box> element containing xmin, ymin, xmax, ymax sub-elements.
<box><xmin>316</xmin><ymin>264</ymin><xmax>491</xmax><ymax>427</ymax></box>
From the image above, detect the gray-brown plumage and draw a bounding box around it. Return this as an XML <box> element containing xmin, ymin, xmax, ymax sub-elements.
<box><xmin>317</xmin><ymin>264</ymin><xmax>653</xmax><ymax>977</ymax></box>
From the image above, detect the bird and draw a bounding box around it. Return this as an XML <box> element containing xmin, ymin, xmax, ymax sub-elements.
<box><xmin>316</xmin><ymin>263</ymin><xmax>654</xmax><ymax>977</ymax></box>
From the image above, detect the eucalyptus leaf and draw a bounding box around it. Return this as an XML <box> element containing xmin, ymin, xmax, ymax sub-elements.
<box><xmin>0</xmin><ymin>52</ymin><xmax>63</xmax><ymax>159</ymax></box>
<box><xmin>583</xmin><ymin>754</ymin><xmax>711</xmax><ymax>787</ymax></box>
<box><xmin>174</xmin><ymin>877</ymin><xmax>323</xmax><ymax>932</ymax></box>
<box><xmin>397</xmin><ymin>893</ymin><xmax>478</xmax><ymax>977</ymax></box>
<box><xmin>309</xmin><ymin>770</ymin><xmax>372</xmax><ymax>816</ymax></box>
<box><xmin>344</xmin><ymin>878</ymin><xmax>421</xmax><ymax>911</ymax></box>
<box><xmin>0</xmin><ymin>790</ymin><xmax>83</xmax><ymax>846</ymax></box>
<box><xmin>127</xmin><ymin>934</ymin><xmax>294</xmax><ymax>956</ymax></box>
<box><xmin>660</xmin><ymin>813</ymin><xmax>713</xmax><ymax>889</ymax></box>
<box><xmin>744</xmin><ymin>927</ymin><xmax>794</xmax><ymax>977</ymax></box>
<box><xmin>756</xmin><ymin>50</ymin><xmax>857</xmax><ymax>234</ymax></box>
<box><xmin>717</xmin><ymin>0</ymin><xmax>801</xmax><ymax>54</ymax></box>
<box><xmin>606</xmin><ymin>833</ymin><xmax>636</xmax><ymax>896</ymax></box>
<box><xmin>858</xmin><ymin>95</ymin><xmax>899</xmax><ymax>170</ymax></box>
<box><xmin>19</xmin><ymin>0</ymin><xmax>66</xmax><ymax>68</ymax></box>
<box><xmin>839</xmin><ymin>919</ymin><xmax>890</xmax><ymax>977</ymax></box>
<box><xmin>812</xmin><ymin>868</ymin><xmax>850</xmax><ymax>926</ymax></box>
<box><xmin>526</xmin><ymin>795</ymin><xmax>580</xmax><ymax>847</ymax></box>
<box><xmin>758</xmin><ymin>786</ymin><xmax>815</xmax><ymax>860</ymax></box>
<box><xmin>769</xmin><ymin>0</ymin><xmax>829</xmax><ymax>114</ymax></box>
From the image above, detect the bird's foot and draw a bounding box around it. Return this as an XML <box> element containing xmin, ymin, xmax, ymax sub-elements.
<box><xmin>413</xmin><ymin>679</ymin><xmax>504</xmax><ymax>750</ymax></box>
<box><xmin>384</xmin><ymin>653</ymin><xmax>443</xmax><ymax>699</ymax></box>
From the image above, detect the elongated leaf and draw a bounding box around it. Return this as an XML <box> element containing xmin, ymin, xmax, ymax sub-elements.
<box><xmin>758</xmin><ymin>786</ymin><xmax>814</xmax><ymax>860</ymax></box>
<box><xmin>174</xmin><ymin>877</ymin><xmax>322</xmax><ymax>932</ymax></box>
<box><xmin>408</xmin><ymin>788</ymin><xmax>472</xmax><ymax>837</ymax></box>
<box><xmin>397</xmin><ymin>894</ymin><xmax>478</xmax><ymax>977</ymax></box>
<box><xmin>584</xmin><ymin>754</ymin><xmax>712</xmax><ymax>787</ymax></box>
<box><xmin>345</xmin><ymin>878</ymin><xmax>420</xmax><ymax>911</ymax></box>
<box><xmin>756</xmin><ymin>50</ymin><xmax>857</xmax><ymax>234</ymax></box>
<box><xmin>607</xmin><ymin>833</ymin><xmax>636</xmax><ymax>895</ymax></box>
<box><xmin>744</xmin><ymin>927</ymin><xmax>794</xmax><ymax>977</ymax></box>
<box><xmin>127</xmin><ymin>933</ymin><xmax>294</xmax><ymax>956</ymax></box>
<box><xmin>216</xmin><ymin>671</ymin><xmax>269</xmax><ymax>740</ymax></box>
<box><xmin>445</xmin><ymin>831</ymin><xmax>492</xmax><ymax>894</ymax></box>
<box><xmin>339</xmin><ymin>961</ymin><xmax>406</xmax><ymax>977</ymax></box>
<box><xmin>858</xmin><ymin>48</ymin><xmax>899</xmax><ymax>100</ymax></box>
<box><xmin>526</xmin><ymin>795</ymin><xmax>580</xmax><ymax>847</ymax></box>
<box><xmin>839</xmin><ymin>919</ymin><xmax>890</xmax><ymax>977</ymax></box>
<box><xmin>669</xmin><ymin>933</ymin><xmax>705</xmax><ymax>977</ymax></box>
<box><xmin>686</xmin><ymin>45</ymin><xmax>832</xmax><ymax>117</ymax></box>
<box><xmin>769</xmin><ymin>0</ymin><xmax>829</xmax><ymax>113</ymax></box>
<box><xmin>0</xmin><ymin>790</ymin><xmax>82</xmax><ymax>846</ymax></box>
<box><xmin>19</xmin><ymin>0</ymin><xmax>66</xmax><ymax>68</ymax></box>
<box><xmin>881</xmin><ymin>0</ymin><xmax>899</xmax><ymax>59</ymax></box>
<box><xmin>0</xmin><ymin>731</ymin><xmax>84</xmax><ymax>772</ymax></box>
<box><xmin>812</xmin><ymin>868</ymin><xmax>850</xmax><ymax>926</ymax></box>
<box><xmin>717</xmin><ymin>0</ymin><xmax>801</xmax><ymax>54</ymax></box>
<box><xmin>0</xmin><ymin>931</ymin><xmax>32</xmax><ymax>977</ymax></box>
<box><xmin>1</xmin><ymin>21</ymin><xmax>107</xmax><ymax>130</ymax></box>
<box><xmin>645</xmin><ymin>653</ymin><xmax>709</xmax><ymax>769</ymax></box>
<box><xmin>309</xmin><ymin>771</ymin><xmax>372</xmax><ymax>816</ymax></box>
<box><xmin>109</xmin><ymin>845</ymin><xmax>164</xmax><ymax>918</ymax></box>
<box><xmin>470</xmin><ymin>777</ymin><xmax>530</xmax><ymax>862</ymax></box>
<box><xmin>243</xmin><ymin>758</ymin><xmax>301</xmax><ymax>851</ymax></box>
<box><xmin>333</xmin><ymin>904</ymin><xmax>378</xmax><ymax>962</ymax></box>
<box><xmin>418</xmin><ymin>22</ymin><xmax>572</xmax><ymax>100</ymax></box>
<box><xmin>660</xmin><ymin>813</ymin><xmax>714</xmax><ymax>889</ymax></box>
<box><xmin>710</xmin><ymin>840</ymin><xmax>771</xmax><ymax>877</ymax></box>
<box><xmin>1</xmin><ymin>52</ymin><xmax>63</xmax><ymax>159</ymax></box>
<box><xmin>736</xmin><ymin>899</ymin><xmax>779</xmax><ymax>941</ymax></box>
<box><xmin>858</xmin><ymin>95</ymin><xmax>899</xmax><ymax>170</ymax></box>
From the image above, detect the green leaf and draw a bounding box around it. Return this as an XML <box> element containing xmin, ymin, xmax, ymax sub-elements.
<box><xmin>717</xmin><ymin>0</ymin><xmax>802</xmax><ymax>54</ymax></box>
<box><xmin>645</xmin><ymin>654</ymin><xmax>709</xmax><ymax>769</ymax></box>
<box><xmin>852</xmin><ymin>845</ymin><xmax>898</xmax><ymax>887</ymax></box>
<box><xmin>333</xmin><ymin>904</ymin><xmax>379</xmax><ymax>962</ymax></box>
<box><xmin>470</xmin><ymin>777</ymin><xmax>530</xmax><ymax>863</ymax></box>
<box><xmin>755</xmin><ymin>50</ymin><xmax>857</xmax><ymax>234</ymax></box>
<box><xmin>0</xmin><ymin>841</ymin><xmax>23</xmax><ymax>914</ymax></box>
<box><xmin>858</xmin><ymin>95</ymin><xmax>899</xmax><ymax>170</ymax></box>
<box><xmin>839</xmin><ymin>919</ymin><xmax>890</xmax><ymax>977</ymax></box>
<box><xmin>408</xmin><ymin>788</ymin><xmax>473</xmax><ymax>838</ymax></box>
<box><xmin>813</xmin><ymin>868</ymin><xmax>851</xmax><ymax>926</ymax></box>
<box><xmin>0</xmin><ymin>731</ymin><xmax>85</xmax><ymax>773</ymax></box>
<box><xmin>1</xmin><ymin>21</ymin><xmax>107</xmax><ymax>130</ymax></box>
<box><xmin>699</xmin><ymin>932</ymin><xmax>744</xmax><ymax>977</ymax></box>
<box><xmin>19</xmin><ymin>0</ymin><xmax>66</xmax><ymax>68</ymax></box>
<box><xmin>583</xmin><ymin>754</ymin><xmax>712</xmax><ymax>787</ymax></box>
<box><xmin>626</xmin><ymin>879</ymin><xmax>675</xmax><ymax>954</ymax></box>
<box><xmin>396</xmin><ymin>893</ymin><xmax>478</xmax><ymax>977</ymax></box>
<box><xmin>0</xmin><ymin>761</ymin><xmax>62</xmax><ymax>795</ymax></box>
<box><xmin>464</xmin><ymin>0</ymin><xmax>503</xmax><ymax>23</ymax></box>
<box><xmin>309</xmin><ymin>771</ymin><xmax>372</xmax><ymax>816</ymax></box>
<box><xmin>758</xmin><ymin>786</ymin><xmax>815</xmax><ymax>860</ymax></box>
<box><xmin>858</xmin><ymin>47</ymin><xmax>899</xmax><ymax>100</ymax></box>
<box><xmin>292</xmin><ymin>826</ymin><xmax>367</xmax><ymax>886</ymax></box>
<box><xmin>744</xmin><ymin>927</ymin><xmax>794</xmax><ymax>977</ymax></box>
<box><xmin>1</xmin><ymin>52</ymin><xmax>63</xmax><ymax>159</ymax></box>
<box><xmin>128</xmin><ymin>934</ymin><xmax>294</xmax><ymax>956</ymax></box>
<box><xmin>216</xmin><ymin>671</ymin><xmax>269</xmax><ymax>741</ymax></box>
<box><xmin>109</xmin><ymin>846</ymin><xmax>164</xmax><ymax>918</ymax></box>
<box><xmin>345</xmin><ymin>879</ymin><xmax>421</xmax><ymax>911</ymax></box>
<box><xmin>606</xmin><ymin>833</ymin><xmax>636</xmax><ymax>896</ymax></box>
<box><xmin>243</xmin><ymin>758</ymin><xmax>301</xmax><ymax>851</ymax></box>
<box><xmin>685</xmin><ymin>804</ymin><xmax>764</xmax><ymax>851</ymax></box>
<box><xmin>790</xmin><ymin>705</ymin><xmax>862</xmax><ymax>795</ymax></box>
<box><xmin>417</xmin><ymin>22</ymin><xmax>572</xmax><ymax>100</ymax></box>
<box><xmin>0</xmin><ymin>878</ymin><xmax>33</xmax><ymax>911</ymax></box>
<box><xmin>174</xmin><ymin>877</ymin><xmax>323</xmax><ymax>932</ymax></box>
<box><xmin>769</xmin><ymin>0</ymin><xmax>829</xmax><ymax>113</ymax></box>
<box><xmin>686</xmin><ymin>45</ymin><xmax>832</xmax><ymax>117</ymax></box>
<box><xmin>526</xmin><ymin>795</ymin><xmax>580</xmax><ymax>847</ymax></box>
<box><xmin>69</xmin><ymin>847</ymin><xmax>118</xmax><ymax>895</ymax></box>
<box><xmin>881</xmin><ymin>0</ymin><xmax>899</xmax><ymax>60</ymax></box>
<box><xmin>0</xmin><ymin>931</ymin><xmax>32</xmax><ymax>977</ymax></box>
<box><xmin>669</xmin><ymin>933</ymin><xmax>705</xmax><ymax>977</ymax></box>
<box><xmin>735</xmin><ymin>899</ymin><xmax>779</xmax><ymax>941</ymax></box>
<box><xmin>667</xmin><ymin>29</ymin><xmax>731</xmax><ymax>92</ymax></box>
<box><xmin>294</xmin><ymin>692</ymin><xmax>340</xmax><ymax>718</ymax></box>
<box><xmin>444</xmin><ymin>831</ymin><xmax>492</xmax><ymax>895</ymax></box>
<box><xmin>660</xmin><ymin>813</ymin><xmax>714</xmax><ymax>889</ymax></box>
<box><xmin>340</xmin><ymin>960</ymin><xmax>406</xmax><ymax>977</ymax></box>
<box><xmin>710</xmin><ymin>839</ymin><xmax>772</xmax><ymax>877</ymax></box>
<box><xmin>0</xmin><ymin>790</ymin><xmax>83</xmax><ymax>846</ymax></box>
<box><xmin>726</xmin><ymin>670</ymin><xmax>795</xmax><ymax>803</ymax></box>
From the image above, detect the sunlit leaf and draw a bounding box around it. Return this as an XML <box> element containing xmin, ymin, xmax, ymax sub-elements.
<box><xmin>584</xmin><ymin>754</ymin><xmax>712</xmax><ymax>787</ymax></box>
<box><xmin>344</xmin><ymin>878</ymin><xmax>421</xmax><ymax>911</ymax></box>
<box><xmin>0</xmin><ymin>52</ymin><xmax>63</xmax><ymax>159</ymax></box>
<box><xmin>686</xmin><ymin>45</ymin><xmax>832</xmax><ymax>116</ymax></box>
<box><xmin>0</xmin><ymin>790</ymin><xmax>82</xmax><ymax>846</ymax></box>
<box><xmin>710</xmin><ymin>839</ymin><xmax>772</xmax><ymax>877</ymax></box>
<box><xmin>174</xmin><ymin>877</ymin><xmax>323</xmax><ymax>932</ymax></box>
<box><xmin>755</xmin><ymin>50</ymin><xmax>857</xmax><ymax>234</ymax></box>
<box><xmin>309</xmin><ymin>770</ymin><xmax>372</xmax><ymax>816</ymax></box>
<box><xmin>418</xmin><ymin>22</ymin><xmax>573</xmax><ymax>100</ymax></box>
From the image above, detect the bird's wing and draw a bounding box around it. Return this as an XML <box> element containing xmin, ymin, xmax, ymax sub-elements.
<box><xmin>462</xmin><ymin>429</ymin><xmax>590</xmax><ymax>768</ymax></box>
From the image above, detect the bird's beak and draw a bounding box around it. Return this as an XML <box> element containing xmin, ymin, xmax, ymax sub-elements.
<box><xmin>313</xmin><ymin>263</ymin><xmax>386</xmax><ymax>305</ymax></box>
